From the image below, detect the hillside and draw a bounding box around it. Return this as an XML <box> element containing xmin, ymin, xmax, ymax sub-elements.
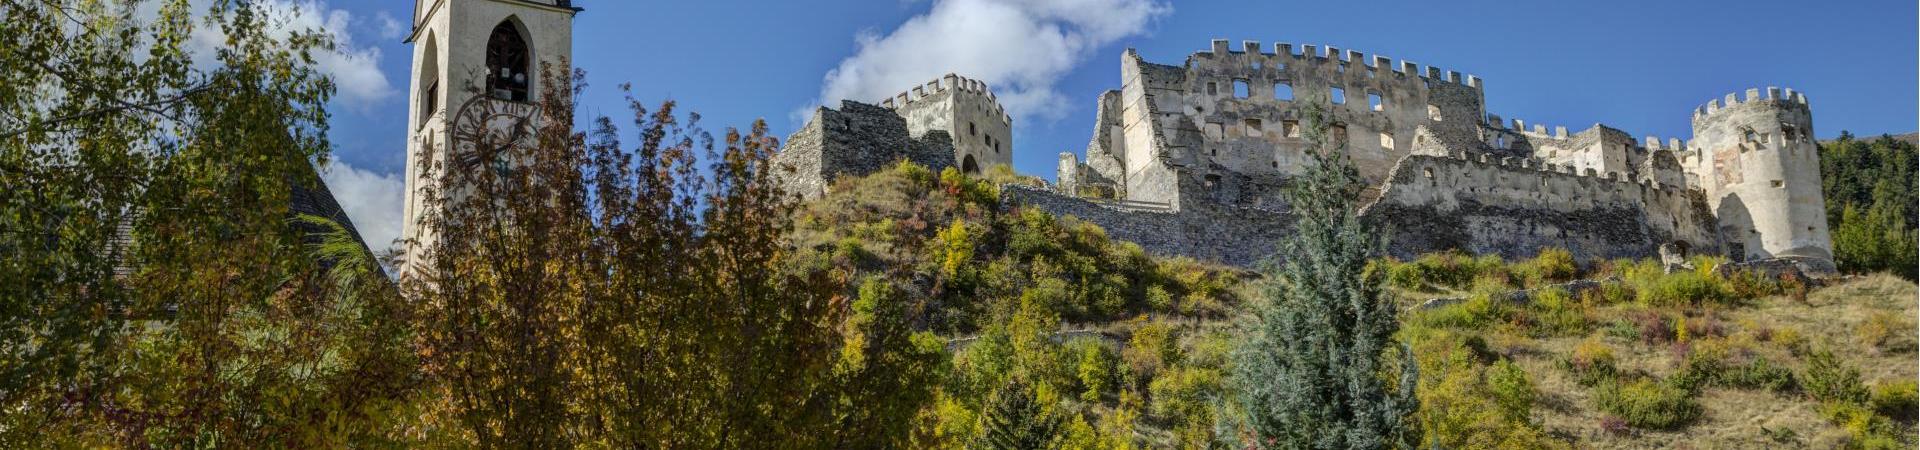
<box><xmin>790</xmin><ymin>162</ymin><xmax>1919</xmax><ymax>448</ymax></box>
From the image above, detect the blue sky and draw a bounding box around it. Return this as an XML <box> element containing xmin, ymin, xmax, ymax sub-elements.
<box><xmin>298</xmin><ymin>0</ymin><xmax>1916</xmax><ymax>250</ymax></box>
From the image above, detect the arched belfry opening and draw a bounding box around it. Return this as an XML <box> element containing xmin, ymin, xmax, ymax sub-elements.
<box><xmin>962</xmin><ymin>154</ymin><xmax>980</xmax><ymax>174</ymax></box>
<box><xmin>417</xmin><ymin>32</ymin><xmax>439</xmax><ymax>126</ymax></box>
<box><xmin>486</xmin><ymin>20</ymin><xmax>531</xmax><ymax>102</ymax></box>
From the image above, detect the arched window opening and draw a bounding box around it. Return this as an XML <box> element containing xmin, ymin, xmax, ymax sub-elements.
<box><xmin>962</xmin><ymin>155</ymin><xmax>980</xmax><ymax>174</ymax></box>
<box><xmin>486</xmin><ymin>21</ymin><xmax>531</xmax><ymax>102</ymax></box>
<box><xmin>418</xmin><ymin>33</ymin><xmax>440</xmax><ymax>127</ymax></box>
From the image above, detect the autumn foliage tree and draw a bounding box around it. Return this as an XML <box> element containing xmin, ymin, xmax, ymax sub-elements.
<box><xmin>402</xmin><ymin>65</ymin><xmax>947</xmax><ymax>446</ymax></box>
<box><xmin>1</xmin><ymin>1</ymin><xmax>416</xmax><ymax>447</ymax></box>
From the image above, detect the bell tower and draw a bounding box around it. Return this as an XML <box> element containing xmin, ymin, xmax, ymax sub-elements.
<box><xmin>401</xmin><ymin>0</ymin><xmax>581</xmax><ymax>269</ymax></box>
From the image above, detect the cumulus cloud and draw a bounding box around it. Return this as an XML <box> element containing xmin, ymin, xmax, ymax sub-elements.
<box><xmin>808</xmin><ymin>0</ymin><xmax>1170</xmax><ymax>123</ymax></box>
<box><xmin>166</xmin><ymin>0</ymin><xmax>396</xmax><ymax>111</ymax></box>
<box><xmin>319</xmin><ymin>161</ymin><xmax>406</xmax><ymax>254</ymax></box>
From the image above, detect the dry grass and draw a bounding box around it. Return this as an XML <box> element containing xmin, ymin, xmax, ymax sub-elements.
<box><xmin>1466</xmin><ymin>273</ymin><xmax>1916</xmax><ymax>448</ymax></box>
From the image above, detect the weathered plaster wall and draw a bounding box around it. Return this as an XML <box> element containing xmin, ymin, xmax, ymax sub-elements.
<box><xmin>1686</xmin><ymin>88</ymin><xmax>1831</xmax><ymax>269</ymax></box>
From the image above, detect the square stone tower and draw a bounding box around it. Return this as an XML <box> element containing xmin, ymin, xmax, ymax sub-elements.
<box><xmin>401</xmin><ymin>0</ymin><xmax>580</xmax><ymax>269</ymax></box>
<box><xmin>881</xmin><ymin>74</ymin><xmax>1014</xmax><ymax>174</ymax></box>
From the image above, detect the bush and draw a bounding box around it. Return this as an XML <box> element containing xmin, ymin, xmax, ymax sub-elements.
<box><xmin>1593</xmin><ymin>378</ymin><xmax>1702</xmax><ymax>430</ymax></box>
<box><xmin>1637</xmin><ymin>270</ymin><xmax>1732</xmax><ymax>307</ymax></box>
<box><xmin>1565</xmin><ymin>337</ymin><xmax>1619</xmax><ymax>387</ymax></box>
<box><xmin>1488</xmin><ymin>359</ymin><xmax>1536</xmax><ymax>423</ymax></box>
<box><xmin>1870</xmin><ymin>380</ymin><xmax>1918</xmax><ymax>423</ymax></box>
<box><xmin>1804</xmin><ymin>348</ymin><xmax>1869</xmax><ymax>404</ymax></box>
<box><xmin>1858</xmin><ymin>311</ymin><xmax>1916</xmax><ymax>354</ymax></box>
<box><xmin>1514</xmin><ymin>247</ymin><xmax>1578</xmax><ymax>286</ymax></box>
<box><xmin>1528</xmin><ymin>288</ymin><xmax>1588</xmax><ymax>337</ymax></box>
<box><xmin>1072</xmin><ymin>340</ymin><xmax>1117</xmax><ymax>402</ymax></box>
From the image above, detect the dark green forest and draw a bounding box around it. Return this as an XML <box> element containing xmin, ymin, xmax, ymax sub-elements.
<box><xmin>1820</xmin><ymin>133</ymin><xmax>1918</xmax><ymax>279</ymax></box>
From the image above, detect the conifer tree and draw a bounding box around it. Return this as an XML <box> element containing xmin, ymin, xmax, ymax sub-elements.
<box><xmin>1226</xmin><ymin>104</ymin><xmax>1419</xmax><ymax>449</ymax></box>
<box><xmin>981</xmin><ymin>377</ymin><xmax>1062</xmax><ymax>450</ymax></box>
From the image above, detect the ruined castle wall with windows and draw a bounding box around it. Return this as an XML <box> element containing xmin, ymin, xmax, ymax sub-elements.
<box><xmin>1046</xmin><ymin>39</ymin><xmax>1834</xmax><ymax>271</ymax></box>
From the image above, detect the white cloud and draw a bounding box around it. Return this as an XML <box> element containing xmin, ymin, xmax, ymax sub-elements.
<box><xmin>808</xmin><ymin>0</ymin><xmax>1170</xmax><ymax>123</ymax></box>
<box><xmin>374</xmin><ymin>11</ymin><xmax>406</xmax><ymax>41</ymax></box>
<box><xmin>166</xmin><ymin>0</ymin><xmax>396</xmax><ymax>112</ymax></box>
<box><xmin>319</xmin><ymin>161</ymin><xmax>406</xmax><ymax>254</ymax></box>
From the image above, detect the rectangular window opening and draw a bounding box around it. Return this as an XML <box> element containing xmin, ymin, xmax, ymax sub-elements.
<box><xmin>1282</xmin><ymin>120</ymin><xmax>1300</xmax><ymax>138</ymax></box>
<box><xmin>1245</xmin><ymin>118</ymin><xmax>1262</xmax><ymax>134</ymax></box>
<box><xmin>1330</xmin><ymin>86</ymin><xmax>1346</xmax><ymax>105</ymax></box>
<box><xmin>1233</xmin><ymin>79</ymin><xmax>1250</xmax><ymax>98</ymax></box>
<box><xmin>1427</xmin><ymin>104</ymin><xmax>1442</xmax><ymax>121</ymax></box>
<box><xmin>1367</xmin><ymin>92</ymin><xmax>1385</xmax><ymax>111</ymax></box>
<box><xmin>1379</xmin><ymin>132</ymin><xmax>1395</xmax><ymax>149</ymax></box>
<box><xmin>1274</xmin><ymin>82</ymin><xmax>1293</xmax><ymax>101</ymax></box>
<box><xmin>1206</xmin><ymin>82</ymin><xmax>1218</xmax><ymax>95</ymax></box>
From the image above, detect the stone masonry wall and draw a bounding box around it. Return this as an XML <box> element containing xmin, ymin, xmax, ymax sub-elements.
<box><xmin>774</xmin><ymin>100</ymin><xmax>956</xmax><ymax>199</ymax></box>
<box><xmin>1002</xmin><ymin>185</ymin><xmax>1292</xmax><ymax>267</ymax></box>
<box><xmin>1359</xmin><ymin>153</ymin><xmax>1720</xmax><ymax>262</ymax></box>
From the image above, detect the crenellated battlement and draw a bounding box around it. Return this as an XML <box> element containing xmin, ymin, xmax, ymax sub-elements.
<box><xmin>880</xmin><ymin>73</ymin><xmax>1012</xmax><ymax>125</ymax></box>
<box><xmin>1491</xmin><ymin>116</ymin><xmax>1574</xmax><ymax>139</ymax></box>
<box><xmin>1692</xmin><ymin>86</ymin><xmax>1809</xmax><ymax>120</ymax></box>
<box><xmin>1197</xmin><ymin>39</ymin><xmax>1483</xmax><ymax>91</ymax></box>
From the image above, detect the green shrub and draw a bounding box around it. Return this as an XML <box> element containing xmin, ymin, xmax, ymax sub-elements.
<box><xmin>1821</xmin><ymin>401</ymin><xmax>1910</xmax><ymax>450</ymax></box>
<box><xmin>1722</xmin><ymin>356</ymin><xmax>1797</xmax><ymax>393</ymax></box>
<box><xmin>1528</xmin><ymin>288</ymin><xmax>1588</xmax><ymax>337</ymax></box>
<box><xmin>1146</xmin><ymin>365</ymin><xmax>1221</xmax><ymax>425</ymax></box>
<box><xmin>1637</xmin><ymin>270</ymin><xmax>1732</xmax><ymax>307</ymax></box>
<box><xmin>1488</xmin><ymin>359</ymin><xmax>1536</xmax><ymax>423</ymax></box>
<box><xmin>1593</xmin><ymin>377</ymin><xmax>1702</xmax><ymax>430</ymax></box>
<box><xmin>1564</xmin><ymin>337</ymin><xmax>1619</xmax><ymax>387</ymax></box>
<box><xmin>1072</xmin><ymin>340</ymin><xmax>1116</xmax><ymax>402</ymax></box>
<box><xmin>1514</xmin><ymin>247</ymin><xmax>1578</xmax><ymax>286</ymax></box>
<box><xmin>1870</xmin><ymin>380</ymin><xmax>1918</xmax><ymax>423</ymax></box>
<box><xmin>1804</xmin><ymin>348</ymin><xmax>1869</xmax><ymax>404</ymax></box>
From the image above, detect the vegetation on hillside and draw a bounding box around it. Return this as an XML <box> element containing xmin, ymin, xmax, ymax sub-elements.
<box><xmin>1391</xmin><ymin>254</ymin><xmax>1917</xmax><ymax>449</ymax></box>
<box><xmin>4</xmin><ymin>2</ymin><xmax>1913</xmax><ymax>448</ymax></box>
<box><xmin>1820</xmin><ymin>133</ymin><xmax>1917</xmax><ymax>279</ymax></box>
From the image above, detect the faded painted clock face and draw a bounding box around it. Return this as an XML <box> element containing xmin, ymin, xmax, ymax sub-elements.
<box><xmin>448</xmin><ymin>95</ymin><xmax>536</xmax><ymax>180</ymax></box>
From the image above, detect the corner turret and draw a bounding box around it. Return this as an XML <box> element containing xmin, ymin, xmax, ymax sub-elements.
<box><xmin>1685</xmin><ymin>87</ymin><xmax>1832</xmax><ymax>272</ymax></box>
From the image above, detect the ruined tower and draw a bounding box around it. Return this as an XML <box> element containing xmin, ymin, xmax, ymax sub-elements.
<box><xmin>1683</xmin><ymin>87</ymin><xmax>1834</xmax><ymax>271</ymax></box>
<box><xmin>401</xmin><ymin>0</ymin><xmax>580</xmax><ymax>267</ymax></box>
<box><xmin>881</xmin><ymin>74</ymin><xmax>1013</xmax><ymax>174</ymax></box>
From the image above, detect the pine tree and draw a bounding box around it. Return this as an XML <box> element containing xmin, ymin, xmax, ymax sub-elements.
<box><xmin>1226</xmin><ymin>103</ymin><xmax>1419</xmax><ymax>449</ymax></box>
<box><xmin>981</xmin><ymin>377</ymin><xmax>1063</xmax><ymax>450</ymax></box>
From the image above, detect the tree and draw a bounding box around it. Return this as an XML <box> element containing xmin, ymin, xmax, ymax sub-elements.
<box><xmin>1226</xmin><ymin>103</ymin><xmax>1419</xmax><ymax>449</ymax></box>
<box><xmin>1</xmin><ymin>1</ymin><xmax>417</xmax><ymax>446</ymax></box>
<box><xmin>981</xmin><ymin>377</ymin><xmax>1063</xmax><ymax>450</ymax></box>
<box><xmin>1819</xmin><ymin>133</ymin><xmax>1918</xmax><ymax>279</ymax></box>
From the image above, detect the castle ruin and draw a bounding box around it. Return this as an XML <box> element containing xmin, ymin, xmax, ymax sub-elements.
<box><xmin>782</xmin><ymin>39</ymin><xmax>1836</xmax><ymax>272</ymax></box>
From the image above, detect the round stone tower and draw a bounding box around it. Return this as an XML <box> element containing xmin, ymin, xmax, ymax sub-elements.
<box><xmin>1685</xmin><ymin>87</ymin><xmax>1833</xmax><ymax>272</ymax></box>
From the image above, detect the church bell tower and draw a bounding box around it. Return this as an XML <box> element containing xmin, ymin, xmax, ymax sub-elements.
<box><xmin>400</xmin><ymin>0</ymin><xmax>580</xmax><ymax>270</ymax></box>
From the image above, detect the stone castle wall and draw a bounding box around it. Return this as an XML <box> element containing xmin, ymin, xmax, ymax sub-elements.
<box><xmin>775</xmin><ymin>100</ymin><xmax>956</xmax><ymax>199</ymax></box>
<box><xmin>1002</xmin><ymin>185</ymin><xmax>1292</xmax><ymax>267</ymax></box>
<box><xmin>1358</xmin><ymin>153</ymin><xmax>1719</xmax><ymax>262</ymax></box>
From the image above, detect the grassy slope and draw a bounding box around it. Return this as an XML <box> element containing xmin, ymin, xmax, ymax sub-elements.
<box><xmin>795</xmin><ymin>164</ymin><xmax>1916</xmax><ymax>448</ymax></box>
<box><xmin>1520</xmin><ymin>274</ymin><xmax>1915</xmax><ymax>448</ymax></box>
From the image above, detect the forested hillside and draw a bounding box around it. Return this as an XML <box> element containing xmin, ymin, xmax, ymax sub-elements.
<box><xmin>1820</xmin><ymin>133</ymin><xmax>1918</xmax><ymax>279</ymax></box>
